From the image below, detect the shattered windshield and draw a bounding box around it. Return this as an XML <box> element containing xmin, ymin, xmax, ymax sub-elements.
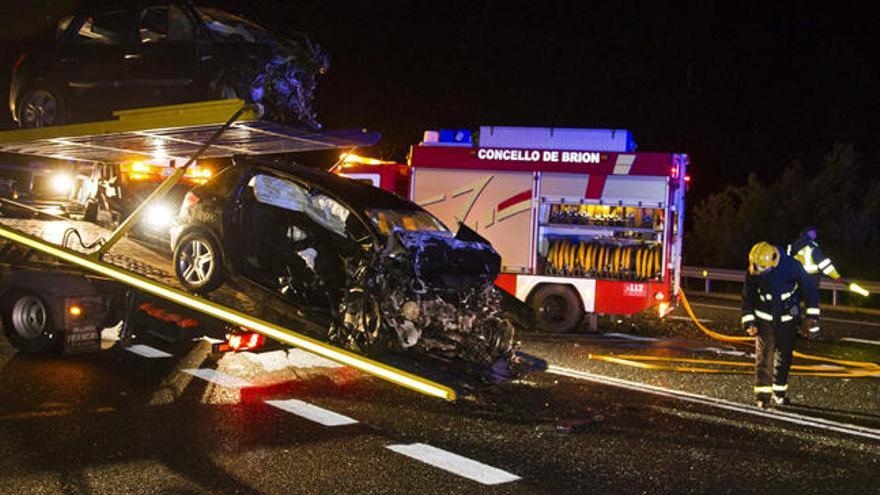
<box><xmin>367</xmin><ymin>209</ymin><xmax>448</xmax><ymax>237</ymax></box>
<box><xmin>195</xmin><ymin>7</ymin><xmax>269</xmax><ymax>42</ymax></box>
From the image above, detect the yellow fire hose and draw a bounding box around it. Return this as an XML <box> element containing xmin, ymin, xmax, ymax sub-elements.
<box><xmin>588</xmin><ymin>291</ymin><xmax>880</xmax><ymax>378</ymax></box>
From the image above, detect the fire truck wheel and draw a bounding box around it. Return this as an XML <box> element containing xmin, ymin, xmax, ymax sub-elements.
<box><xmin>530</xmin><ymin>284</ymin><xmax>583</xmax><ymax>333</ymax></box>
<box><xmin>174</xmin><ymin>230</ymin><xmax>225</xmax><ymax>293</ymax></box>
<box><xmin>1</xmin><ymin>290</ymin><xmax>61</xmax><ymax>354</ymax></box>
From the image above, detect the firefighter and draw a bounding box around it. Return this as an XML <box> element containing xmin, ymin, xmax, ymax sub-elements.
<box><xmin>787</xmin><ymin>226</ymin><xmax>841</xmax><ymax>281</ymax></box>
<box><xmin>742</xmin><ymin>242</ymin><xmax>820</xmax><ymax>408</ymax></box>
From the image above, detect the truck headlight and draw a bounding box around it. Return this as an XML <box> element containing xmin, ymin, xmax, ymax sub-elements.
<box><xmin>145</xmin><ymin>203</ymin><xmax>173</xmax><ymax>229</ymax></box>
<box><xmin>50</xmin><ymin>173</ymin><xmax>75</xmax><ymax>195</ymax></box>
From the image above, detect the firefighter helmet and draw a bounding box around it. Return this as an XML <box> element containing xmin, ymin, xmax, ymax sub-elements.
<box><xmin>749</xmin><ymin>242</ymin><xmax>780</xmax><ymax>274</ymax></box>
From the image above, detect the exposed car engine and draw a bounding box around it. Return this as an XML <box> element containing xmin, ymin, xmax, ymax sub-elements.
<box><xmin>330</xmin><ymin>228</ymin><xmax>521</xmax><ymax>382</ymax></box>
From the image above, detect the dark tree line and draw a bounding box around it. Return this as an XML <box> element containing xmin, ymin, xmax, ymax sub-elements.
<box><xmin>686</xmin><ymin>143</ymin><xmax>880</xmax><ymax>280</ymax></box>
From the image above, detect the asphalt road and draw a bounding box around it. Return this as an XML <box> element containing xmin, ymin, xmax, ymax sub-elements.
<box><xmin>1</xmin><ymin>297</ymin><xmax>878</xmax><ymax>495</ymax></box>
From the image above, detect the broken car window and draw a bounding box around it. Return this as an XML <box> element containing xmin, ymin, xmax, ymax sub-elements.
<box><xmin>307</xmin><ymin>194</ymin><xmax>350</xmax><ymax>237</ymax></box>
<box><xmin>250</xmin><ymin>174</ymin><xmax>351</xmax><ymax>237</ymax></box>
<box><xmin>367</xmin><ymin>209</ymin><xmax>448</xmax><ymax>237</ymax></box>
<box><xmin>250</xmin><ymin>174</ymin><xmax>309</xmax><ymax>212</ymax></box>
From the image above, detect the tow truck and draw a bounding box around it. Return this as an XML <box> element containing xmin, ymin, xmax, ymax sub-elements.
<box><xmin>0</xmin><ymin>99</ymin><xmax>457</xmax><ymax>401</ymax></box>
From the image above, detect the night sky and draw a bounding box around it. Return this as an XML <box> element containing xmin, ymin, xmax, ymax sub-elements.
<box><xmin>1</xmin><ymin>1</ymin><xmax>878</xmax><ymax>202</ymax></box>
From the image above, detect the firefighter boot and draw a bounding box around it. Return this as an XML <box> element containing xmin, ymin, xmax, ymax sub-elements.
<box><xmin>755</xmin><ymin>394</ymin><xmax>771</xmax><ymax>409</ymax></box>
<box><xmin>772</xmin><ymin>385</ymin><xmax>791</xmax><ymax>406</ymax></box>
<box><xmin>772</xmin><ymin>393</ymin><xmax>791</xmax><ymax>407</ymax></box>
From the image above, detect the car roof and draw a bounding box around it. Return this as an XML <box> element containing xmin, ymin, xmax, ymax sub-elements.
<box><xmin>238</xmin><ymin>157</ymin><xmax>423</xmax><ymax>213</ymax></box>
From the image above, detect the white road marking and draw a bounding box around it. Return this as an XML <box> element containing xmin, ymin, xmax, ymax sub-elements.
<box><xmin>265</xmin><ymin>399</ymin><xmax>358</xmax><ymax>426</ymax></box>
<box><xmin>182</xmin><ymin>368</ymin><xmax>251</xmax><ymax>388</ymax></box>
<box><xmin>126</xmin><ymin>344</ymin><xmax>172</xmax><ymax>359</ymax></box>
<box><xmin>387</xmin><ymin>443</ymin><xmax>520</xmax><ymax>485</ymax></box>
<box><xmin>286</xmin><ymin>348</ymin><xmax>345</xmax><ymax>369</ymax></box>
<box><xmin>547</xmin><ymin>365</ymin><xmax>880</xmax><ymax>442</ymax></box>
<box><xmin>841</xmin><ymin>337</ymin><xmax>880</xmax><ymax>346</ymax></box>
<box><xmin>242</xmin><ymin>349</ymin><xmax>346</xmax><ymax>372</ymax></box>
<box><xmin>690</xmin><ymin>302</ymin><xmax>880</xmax><ymax>327</ymax></box>
<box><xmin>667</xmin><ymin>315</ymin><xmax>712</xmax><ymax>323</ymax></box>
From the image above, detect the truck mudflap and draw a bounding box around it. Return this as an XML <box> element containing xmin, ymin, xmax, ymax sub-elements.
<box><xmin>62</xmin><ymin>295</ymin><xmax>104</xmax><ymax>355</ymax></box>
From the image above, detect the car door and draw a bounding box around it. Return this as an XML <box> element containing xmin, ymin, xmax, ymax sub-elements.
<box><xmin>124</xmin><ymin>2</ymin><xmax>199</xmax><ymax>106</ymax></box>
<box><xmin>59</xmin><ymin>7</ymin><xmax>138</xmax><ymax>119</ymax></box>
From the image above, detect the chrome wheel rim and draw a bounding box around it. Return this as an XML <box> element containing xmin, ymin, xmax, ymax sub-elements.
<box><xmin>11</xmin><ymin>295</ymin><xmax>48</xmax><ymax>340</ymax></box>
<box><xmin>178</xmin><ymin>239</ymin><xmax>215</xmax><ymax>286</ymax></box>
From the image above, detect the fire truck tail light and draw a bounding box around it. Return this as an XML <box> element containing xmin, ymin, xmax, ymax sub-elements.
<box><xmin>684</xmin><ymin>175</ymin><xmax>691</xmax><ymax>183</ymax></box>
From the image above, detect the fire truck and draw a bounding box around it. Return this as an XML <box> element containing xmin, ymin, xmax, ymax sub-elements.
<box><xmin>340</xmin><ymin>126</ymin><xmax>688</xmax><ymax>333</ymax></box>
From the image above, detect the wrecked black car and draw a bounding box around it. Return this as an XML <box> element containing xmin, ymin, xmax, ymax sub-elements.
<box><xmin>169</xmin><ymin>158</ymin><xmax>520</xmax><ymax>379</ymax></box>
<box><xmin>10</xmin><ymin>1</ymin><xmax>327</xmax><ymax>128</ymax></box>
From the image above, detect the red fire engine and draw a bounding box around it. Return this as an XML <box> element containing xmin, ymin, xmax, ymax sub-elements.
<box><xmin>340</xmin><ymin>126</ymin><xmax>688</xmax><ymax>333</ymax></box>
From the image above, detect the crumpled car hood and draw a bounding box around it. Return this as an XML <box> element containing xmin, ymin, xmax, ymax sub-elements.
<box><xmin>392</xmin><ymin>229</ymin><xmax>501</xmax><ymax>291</ymax></box>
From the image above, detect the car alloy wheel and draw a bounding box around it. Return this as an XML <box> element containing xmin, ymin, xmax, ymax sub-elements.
<box><xmin>178</xmin><ymin>239</ymin><xmax>216</xmax><ymax>286</ymax></box>
<box><xmin>20</xmin><ymin>89</ymin><xmax>60</xmax><ymax>128</ymax></box>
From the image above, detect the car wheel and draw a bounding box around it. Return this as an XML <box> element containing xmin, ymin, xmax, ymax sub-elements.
<box><xmin>1</xmin><ymin>290</ymin><xmax>61</xmax><ymax>354</ymax></box>
<box><xmin>330</xmin><ymin>288</ymin><xmax>385</xmax><ymax>355</ymax></box>
<box><xmin>18</xmin><ymin>87</ymin><xmax>66</xmax><ymax>128</ymax></box>
<box><xmin>174</xmin><ymin>230</ymin><xmax>224</xmax><ymax>293</ymax></box>
<box><xmin>530</xmin><ymin>284</ymin><xmax>583</xmax><ymax>333</ymax></box>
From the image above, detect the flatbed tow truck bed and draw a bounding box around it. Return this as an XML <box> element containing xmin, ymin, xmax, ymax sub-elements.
<box><xmin>0</xmin><ymin>100</ymin><xmax>457</xmax><ymax>401</ymax></box>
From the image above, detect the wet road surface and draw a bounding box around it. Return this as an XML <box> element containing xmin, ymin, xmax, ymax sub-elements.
<box><xmin>1</xmin><ymin>297</ymin><xmax>878</xmax><ymax>495</ymax></box>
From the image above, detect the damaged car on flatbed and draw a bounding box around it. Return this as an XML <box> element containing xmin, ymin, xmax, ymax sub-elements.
<box><xmin>170</xmin><ymin>157</ymin><xmax>524</xmax><ymax>381</ymax></box>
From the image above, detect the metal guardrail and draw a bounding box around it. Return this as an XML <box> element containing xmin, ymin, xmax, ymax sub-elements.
<box><xmin>681</xmin><ymin>266</ymin><xmax>879</xmax><ymax>306</ymax></box>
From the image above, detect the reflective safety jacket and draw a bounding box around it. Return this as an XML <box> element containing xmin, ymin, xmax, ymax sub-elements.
<box><xmin>742</xmin><ymin>251</ymin><xmax>820</xmax><ymax>329</ymax></box>
<box><xmin>786</xmin><ymin>238</ymin><xmax>840</xmax><ymax>279</ymax></box>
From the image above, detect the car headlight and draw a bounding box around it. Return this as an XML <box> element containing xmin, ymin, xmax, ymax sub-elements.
<box><xmin>145</xmin><ymin>203</ymin><xmax>173</xmax><ymax>230</ymax></box>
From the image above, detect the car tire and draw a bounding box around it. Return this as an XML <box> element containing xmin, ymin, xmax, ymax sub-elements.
<box><xmin>17</xmin><ymin>85</ymin><xmax>67</xmax><ymax>128</ymax></box>
<box><xmin>330</xmin><ymin>288</ymin><xmax>386</xmax><ymax>355</ymax></box>
<box><xmin>174</xmin><ymin>230</ymin><xmax>224</xmax><ymax>293</ymax></box>
<box><xmin>530</xmin><ymin>284</ymin><xmax>583</xmax><ymax>333</ymax></box>
<box><xmin>1</xmin><ymin>290</ymin><xmax>61</xmax><ymax>354</ymax></box>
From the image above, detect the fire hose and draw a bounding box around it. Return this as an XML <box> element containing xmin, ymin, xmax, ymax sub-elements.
<box><xmin>588</xmin><ymin>291</ymin><xmax>880</xmax><ymax>378</ymax></box>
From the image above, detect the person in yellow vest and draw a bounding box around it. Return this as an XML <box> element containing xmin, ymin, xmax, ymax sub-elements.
<box><xmin>787</xmin><ymin>226</ymin><xmax>841</xmax><ymax>281</ymax></box>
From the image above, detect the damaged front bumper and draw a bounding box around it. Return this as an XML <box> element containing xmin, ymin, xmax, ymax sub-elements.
<box><xmin>332</xmin><ymin>227</ymin><xmax>526</xmax><ymax>382</ymax></box>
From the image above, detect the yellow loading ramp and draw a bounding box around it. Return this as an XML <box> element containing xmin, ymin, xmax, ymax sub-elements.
<box><xmin>0</xmin><ymin>100</ymin><xmax>456</xmax><ymax>401</ymax></box>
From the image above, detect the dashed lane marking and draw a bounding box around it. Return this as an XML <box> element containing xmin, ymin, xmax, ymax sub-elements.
<box><xmin>841</xmin><ymin>338</ymin><xmax>880</xmax><ymax>346</ymax></box>
<box><xmin>126</xmin><ymin>344</ymin><xmax>172</xmax><ymax>359</ymax></box>
<box><xmin>547</xmin><ymin>365</ymin><xmax>880</xmax><ymax>442</ymax></box>
<box><xmin>265</xmin><ymin>399</ymin><xmax>358</xmax><ymax>426</ymax></box>
<box><xmin>181</xmin><ymin>368</ymin><xmax>252</xmax><ymax>388</ymax></box>
<box><xmin>387</xmin><ymin>443</ymin><xmax>521</xmax><ymax>485</ymax></box>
